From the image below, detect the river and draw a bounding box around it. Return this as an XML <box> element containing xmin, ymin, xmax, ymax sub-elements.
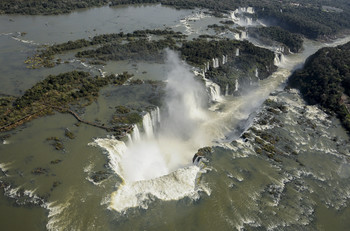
<box><xmin>0</xmin><ymin>4</ymin><xmax>349</xmax><ymax>231</ymax></box>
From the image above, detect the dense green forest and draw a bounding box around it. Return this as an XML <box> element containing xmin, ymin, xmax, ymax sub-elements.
<box><xmin>249</xmin><ymin>26</ymin><xmax>303</xmax><ymax>53</ymax></box>
<box><xmin>0</xmin><ymin>71</ymin><xmax>132</xmax><ymax>131</ymax></box>
<box><xmin>288</xmin><ymin>42</ymin><xmax>350</xmax><ymax>132</ymax></box>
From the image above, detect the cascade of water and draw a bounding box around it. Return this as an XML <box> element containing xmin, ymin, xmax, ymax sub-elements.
<box><xmin>234</xmin><ymin>33</ymin><xmax>240</xmax><ymax>40</ymax></box>
<box><xmin>231</xmin><ymin>12</ymin><xmax>238</xmax><ymax>21</ymax></box>
<box><xmin>222</xmin><ymin>55</ymin><xmax>226</xmax><ymax>65</ymax></box>
<box><xmin>255</xmin><ymin>68</ymin><xmax>259</xmax><ymax>79</ymax></box>
<box><xmin>240</xmin><ymin>31</ymin><xmax>247</xmax><ymax>39</ymax></box>
<box><xmin>235</xmin><ymin>79</ymin><xmax>239</xmax><ymax>92</ymax></box>
<box><xmin>150</xmin><ymin>106</ymin><xmax>161</xmax><ymax>129</ymax></box>
<box><xmin>127</xmin><ymin>134</ymin><xmax>133</xmax><ymax>144</ymax></box>
<box><xmin>280</xmin><ymin>53</ymin><xmax>286</xmax><ymax>64</ymax></box>
<box><xmin>142</xmin><ymin>113</ymin><xmax>154</xmax><ymax>138</ymax></box>
<box><xmin>205</xmin><ymin>79</ymin><xmax>222</xmax><ymax>102</ymax></box>
<box><xmin>225</xmin><ymin>84</ymin><xmax>229</xmax><ymax>96</ymax></box>
<box><xmin>236</xmin><ymin>48</ymin><xmax>240</xmax><ymax>56</ymax></box>
<box><xmin>132</xmin><ymin>125</ymin><xmax>141</xmax><ymax>142</ymax></box>
<box><xmin>274</xmin><ymin>53</ymin><xmax>280</xmax><ymax>65</ymax></box>
<box><xmin>212</xmin><ymin>58</ymin><xmax>216</xmax><ymax>68</ymax></box>
<box><xmin>215</xmin><ymin>58</ymin><xmax>219</xmax><ymax>68</ymax></box>
<box><xmin>246</xmin><ymin>7</ymin><xmax>255</xmax><ymax>14</ymax></box>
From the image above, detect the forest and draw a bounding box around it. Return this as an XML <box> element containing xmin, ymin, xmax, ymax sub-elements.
<box><xmin>248</xmin><ymin>26</ymin><xmax>303</xmax><ymax>53</ymax></box>
<box><xmin>288</xmin><ymin>42</ymin><xmax>350</xmax><ymax>132</ymax></box>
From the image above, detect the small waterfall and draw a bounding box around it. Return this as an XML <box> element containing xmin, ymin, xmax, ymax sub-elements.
<box><xmin>205</xmin><ymin>79</ymin><xmax>222</xmax><ymax>102</ymax></box>
<box><xmin>231</xmin><ymin>12</ymin><xmax>238</xmax><ymax>21</ymax></box>
<box><xmin>234</xmin><ymin>79</ymin><xmax>239</xmax><ymax>92</ymax></box>
<box><xmin>212</xmin><ymin>58</ymin><xmax>219</xmax><ymax>68</ymax></box>
<box><xmin>127</xmin><ymin>134</ymin><xmax>133</xmax><ymax>144</ymax></box>
<box><xmin>236</xmin><ymin>48</ymin><xmax>240</xmax><ymax>57</ymax></box>
<box><xmin>151</xmin><ymin>106</ymin><xmax>161</xmax><ymax>129</ymax></box>
<box><xmin>215</xmin><ymin>58</ymin><xmax>219</xmax><ymax>68</ymax></box>
<box><xmin>280</xmin><ymin>53</ymin><xmax>285</xmax><ymax>63</ymax></box>
<box><xmin>274</xmin><ymin>53</ymin><xmax>280</xmax><ymax>65</ymax></box>
<box><xmin>234</xmin><ymin>33</ymin><xmax>240</xmax><ymax>40</ymax></box>
<box><xmin>132</xmin><ymin>125</ymin><xmax>141</xmax><ymax>142</ymax></box>
<box><xmin>247</xmin><ymin>7</ymin><xmax>255</xmax><ymax>14</ymax></box>
<box><xmin>142</xmin><ymin>112</ymin><xmax>154</xmax><ymax>138</ymax></box>
<box><xmin>255</xmin><ymin>68</ymin><xmax>259</xmax><ymax>79</ymax></box>
<box><xmin>225</xmin><ymin>84</ymin><xmax>229</xmax><ymax>96</ymax></box>
<box><xmin>274</xmin><ymin>53</ymin><xmax>285</xmax><ymax>66</ymax></box>
<box><xmin>240</xmin><ymin>31</ymin><xmax>247</xmax><ymax>39</ymax></box>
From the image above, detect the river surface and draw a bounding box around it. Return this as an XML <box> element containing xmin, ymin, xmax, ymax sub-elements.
<box><xmin>0</xmin><ymin>4</ymin><xmax>350</xmax><ymax>231</ymax></box>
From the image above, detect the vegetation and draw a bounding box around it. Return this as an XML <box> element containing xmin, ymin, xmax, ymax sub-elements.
<box><xmin>180</xmin><ymin>39</ymin><xmax>276</xmax><ymax>93</ymax></box>
<box><xmin>0</xmin><ymin>0</ymin><xmax>109</xmax><ymax>15</ymax></box>
<box><xmin>288</xmin><ymin>41</ymin><xmax>350</xmax><ymax>132</ymax></box>
<box><xmin>0</xmin><ymin>71</ymin><xmax>131</xmax><ymax>132</ymax></box>
<box><xmin>249</xmin><ymin>26</ymin><xmax>303</xmax><ymax>53</ymax></box>
<box><xmin>26</xmin><ymin>29</ymin><xmax>186</xmax><ymax>68</ymax></box>
<box><xmin>207</xmin><ymin>24</ymin><xmax>239</xmax><ymax>34</ymax></box>
<box><xmin>76</xmin><ymin>37</ymin><xmax>177</xmax><ymax>62</ymax></box>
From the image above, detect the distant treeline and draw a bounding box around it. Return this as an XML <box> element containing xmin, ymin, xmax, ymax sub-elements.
<box><xmin>2</xmin><ymin>0</ymin><xmax>349</xmax><ymax>39</ymax></box>
<box><xmin>289</xmin><ymin>42</ymin><xmax>350</xmax><ymax>132</ymax></box>
<box><xmin>0</xmin><ymin>0</ymin><xmax>108</xmax><ymax>15</ymax></box>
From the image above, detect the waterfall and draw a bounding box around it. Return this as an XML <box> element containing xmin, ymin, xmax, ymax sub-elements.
<box><xmin>235</xmin><ymin>79</ymin><xmax>239</xmax><ymax>92</ymax></box>
<box><xmin>280</xmin><ymin>53</ymin><xmax>285</xmax><ymax>63</ymax></box>
<box><xmin>151</xmin><ymin>106</ymin><xmax>161</xmax><ymax>128</ymax></box>
<box><xmin>215</xmin><ymin>58</ymin><xmax>219</xmax><ymax>68</ymax></box>
<box><xmin>234</xmin><ymin>33</ymin><xmax>240</xmax><ymax>40</ymax></box>
<box><xmin>247</xmin><ymin>7</ymin><xmax>255</xmax><ymax>14</ymax></box>
<box><xmin>236</xmin><ymin>48</ymin><xmax>240</xmax><ymax>57</ymax></box>
<box><xmin>231</xmin><ymin>12</ymin><xmax>238</xmax><ymax>21</ymax></box>
<box><xmin>212</xmin><ymin>58</ymin><xmax>216</xmax><ymax>68</ymax></box>
<box><xmin>127</xmin><ymin>134</ymin><xmax>133</xmax><ymax>144</ymax></box>
<box><xmin>143</xmin><ymin>112</ymin><xmax>154</xmax><ymax>138</ymax></box>
<box><xmin>274</xmin><ymin>53</ymin><xmax>280</xmax><ymax>65</ymax></box>
<box><xmin>132</xmin><ymin>124</ymin><xmax>141</xmax><ymax>142</ymax></box>
<box><xmin>225</xmin><ymin>84</ymin><xmax>229</xmax><ymax>96</ymax></box>
<box><xmin>255</xmin><ymin>68</ymin><xmax>259</xmax><ymax>79</ymax></box>
<box><xmin>205</xmin><ymin>79</ymin><xmax>222</xmax><ymax>102</ymax></box>
<box><xmin>222</xmin><ymin>55</ymin><xmax>226</xmax><ymax>65</ymax></box>
<box><xmin>240</xmin><ymin>31</ymin><xmax>247</xmax><ymax>39</ymax></box>
<box><xmin>274</xmin><ymin>53</ymin><xmax>285</xmax><ymax>66</ymax></box>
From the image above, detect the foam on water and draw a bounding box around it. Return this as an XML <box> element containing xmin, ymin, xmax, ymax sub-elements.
<box><xmin>110</xmin><ymin>165</ymin><xmax>202</xmax><ymax>212</ymax></box>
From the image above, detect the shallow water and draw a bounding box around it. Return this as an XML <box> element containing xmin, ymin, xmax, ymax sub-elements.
<box><xmin>1</xmin><ymin>4</ymin><xmax>350</xmax><ymax>231</ymax></box>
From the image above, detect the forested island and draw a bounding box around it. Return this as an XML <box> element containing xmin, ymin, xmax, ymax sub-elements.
<box><xmin>289</xmin><ymin>41</ymin><xmax>350</xmax><ymax>132</ymax></box>
<box><xmin>0</xmin><ymin>71</ymin><xmax>133</xmax><ymax>133</ymax></box>
<box><xmin>248</xmin><ymin>26</ymin><xmax>303</xmax><ymax>53</ymax></box>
